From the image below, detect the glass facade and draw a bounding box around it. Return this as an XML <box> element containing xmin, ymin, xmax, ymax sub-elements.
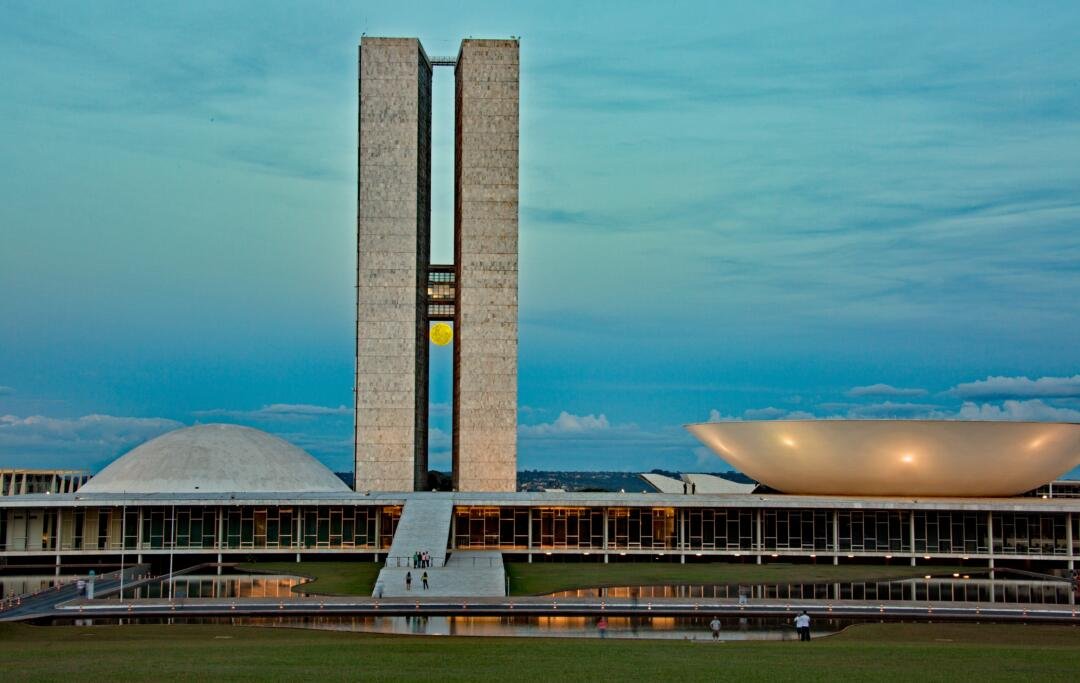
<box><xmin>0</xmin><ymin>503</ymin><xmax>1077</xmax><ymax>563</ymax></box>
<box><xmin>0</xmin><ymin>505</ymin><xmax>397</xmax><ymax>552</ymax></box>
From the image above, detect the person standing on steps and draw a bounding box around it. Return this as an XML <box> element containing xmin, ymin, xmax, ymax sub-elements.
<box><xmin>422</xmin><ymin>571</ymin><xmax>429</xmax><ymax>590</ymax></box>
<box><xmin>405</xmin><ymin>571</ymin><xmax>412</xmax><ymax>591</ymax></box>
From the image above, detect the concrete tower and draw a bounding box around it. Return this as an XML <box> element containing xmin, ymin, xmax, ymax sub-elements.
<box><xmin>355</xmin><ymin>37</ymin><xmax>518</xmax><ymax>492</ymax></box>
<box><xmin>355</xmin><ymin>38</ymin><xmax>432</xmax><ymax>491</ymax></box>
<box><xmin>452</xmin><ymin>40</ymin><xmax>519</xmax><ymax>492</ymax></box>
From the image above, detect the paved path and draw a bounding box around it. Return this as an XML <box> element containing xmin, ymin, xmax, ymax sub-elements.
<box><xmin>373</xmin><ymin>498</ymin><xmax>504</xmax><ymax>597</ymax></box>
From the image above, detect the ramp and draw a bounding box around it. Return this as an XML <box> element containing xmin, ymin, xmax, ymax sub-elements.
<box><xmin>374</xmin><ymin>498</ymin><xmax>504</xmax><ymax>597</ymax></box>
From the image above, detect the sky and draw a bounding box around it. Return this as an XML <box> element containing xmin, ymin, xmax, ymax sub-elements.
<box><xmin>1</xmin><ymin>1</ymin><xmax>1078</xmax><ymax>476</ymax></box>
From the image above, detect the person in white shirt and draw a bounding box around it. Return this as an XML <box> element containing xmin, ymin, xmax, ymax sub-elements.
<box><xmin>709</xmin><ymin>617</ymin><xmax>722</xmax><ymax>640</ymax></box>
<box><xmin>794</xmin><ymin>611</ymin><xmax>811</xmax><ymax>641</ymax></box>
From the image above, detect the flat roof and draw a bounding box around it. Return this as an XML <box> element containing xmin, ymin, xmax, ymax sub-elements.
<box><xmin>3</xmin><ymin>490</ymin><xmax>1080</xmax><ymax>513</ymax></box>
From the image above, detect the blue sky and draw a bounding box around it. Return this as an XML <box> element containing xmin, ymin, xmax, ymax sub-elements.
<box><xmin>1</xmin><ymin>1</ymin><xmax>1078</xmax><ymax>475</ymax></box>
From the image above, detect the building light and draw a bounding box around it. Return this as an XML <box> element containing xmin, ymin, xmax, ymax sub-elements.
<box><xmin>884</xmin><ymin>554</ymin><xmax>892</xmax><ymax>559</ymax></box>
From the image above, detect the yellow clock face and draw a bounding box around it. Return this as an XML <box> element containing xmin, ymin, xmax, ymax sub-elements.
<box><xmin>430</xmin><ymin>322</ymin><xmax>453</xmax><ymax>346</ymax></box>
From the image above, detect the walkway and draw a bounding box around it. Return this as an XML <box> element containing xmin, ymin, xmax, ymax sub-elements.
<box><xmin>374</xmin><ymin>498</ymin><xmax>504</xmax><ymax>597</ymax></box>
<box><xmin>17</xmin><ymin>594</ymin><xmax>1080</xmax><ymax>624</ymax></box>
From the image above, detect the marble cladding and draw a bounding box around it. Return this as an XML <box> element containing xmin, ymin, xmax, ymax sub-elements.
<box><xmin>453</xmin><ymin>39</ymin><xmax>519</xmax><ymax>493</ymax></box>
<box><xmin>355</xmin><ymin>38</ymin><xmax>431</xmax><ymax>492</ymax></box>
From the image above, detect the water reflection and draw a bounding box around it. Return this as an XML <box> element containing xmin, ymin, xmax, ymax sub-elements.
<box><xmin>44</xmin><ymin>614</ymin><xmax>846</xmax><ymax>641</ymax></box>
<box><xmin>108</xmin><ymin>575</ymin><xmax>305</xmax><ymax>600</ymax></box>
<box><xmin>550</xmin><ymin>574</ymin><xmax>1076</xmax><ymax>606</ymax></box>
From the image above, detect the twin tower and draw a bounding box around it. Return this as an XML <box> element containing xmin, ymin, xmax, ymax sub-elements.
<box><xmin>354</xmin><ymin>38</ymin><xmax>518</xmax><ymax>492</ymax></box>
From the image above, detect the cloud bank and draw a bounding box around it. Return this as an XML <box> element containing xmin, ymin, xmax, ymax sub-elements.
<box><xmin>946</xmin><ymin>375</ymin><xmax>1080</xmax><ymax>399</ymax></box>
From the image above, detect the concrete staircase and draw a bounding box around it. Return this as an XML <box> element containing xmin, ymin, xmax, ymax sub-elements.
<box><xmin>373</xmin><ymin>497</ymin><xmax>504</xmax><ymax>597</ymax></box>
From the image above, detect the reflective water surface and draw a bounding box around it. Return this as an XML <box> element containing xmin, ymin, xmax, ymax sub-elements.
<box><xmin>109</xmin><ymin>574</ymin><xmax>306</xmax><ymax>600</ymax></box>
<box><xmin>549</xmin><ymin>571</ymin><xmax>1077</xmax><ymax>606</ymax></box>
<box><xmin>44</xmin><ymin>614</ymin><xmax>848</xmax><ymax>640</ymax></box>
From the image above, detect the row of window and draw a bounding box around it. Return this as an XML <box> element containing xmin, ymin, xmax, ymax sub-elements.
<box><xmin>451</xmin><ymin>507</ymin><xmax>1080</xmax><ymax>555</ymax></box>
<box><xmin>1</xmin><ymin>505</ymin><xmax>1076</xmax><ymax>555</ymax></box>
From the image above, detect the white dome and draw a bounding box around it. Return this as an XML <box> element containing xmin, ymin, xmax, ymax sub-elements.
<box><xmin>81</xmin><ymin>424</ymin><xmax>351</xmax><ymax>494</ymax></box>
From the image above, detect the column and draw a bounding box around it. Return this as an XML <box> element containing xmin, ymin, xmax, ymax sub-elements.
<box><xmin>756</xmin><ymin>509</ymin><xmax>763</xmax><ymax>564</ymax></box>
<box><xmin>909</xmin><ymin>510</ymin><xmax>917</xmax><ymax>566</ymax></box>
<box><xmin>1067</xmin><ymin>511</ymin><xmax>1074</xmax><ymax>571</ymax></box>
<box><xmin>55</xmin><ymin>508</ymin><xmax>62</xmax><ymax>576</ymax></box>
<box><xmin>987</xmin><ymin>511</ymin><xmax>995</xmax><ymax>578</ymax></box>
<box><xmin>833</xmin><ymin>510</ymin><xmax>840</xmax><ymax>565</ymax></box>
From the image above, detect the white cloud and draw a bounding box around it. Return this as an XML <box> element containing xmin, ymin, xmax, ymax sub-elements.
<box><xmin>957</xmin><ymin>399</ymin><xmax>1080</xmax><ymax>422</ymax></box>
<box><xmin>429</xmin><ymin>427</ymin><xmax>451</xmax><ymax>449</ymax></box>
<box><xmin>847</xmin><ymin>383</ymin><xmax>928</xmax><ymax>398</ymax></box>
<box><xmin>845</xmin><ymin>401</ymin><xmax>943</xmax><ymax>418</ymax></box>
<box><xmin>947</xmin><ymin>375</ymin><xmax>1080</xmax><ymax>399</ymax></box>
<box><xmin>194</xmin><ymin>403</ymin><xmax>350</xmax><ymax>419</ymax></box>
<box><xmin>520</xmin><ymin>411</ymin><xmax>611</xmax><ymax>436</ymax></box>
<box><xmin>0</xmin><ymin>413</ymin><xmax>182</xmax><ymax>469</ymax></box>
<box><xmin>429</xmin><ymin>402</ymin><xmax>452</xmax><ymax>418</ymax></box>
<box><xmin>0</xmin><ymin>386</ymin><xmax>14</xmax><ymax>396</ymax></box>
<box><xmin>708</xmin><ymin>407</ymin><xmax>815</xmax><ymax>422</ymax></box>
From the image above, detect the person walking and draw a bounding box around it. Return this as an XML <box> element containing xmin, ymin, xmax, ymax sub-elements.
<box><xmin>405</xmin><ymin>571</ymin><xmax>412</xmax><ymax>591</ymax></box>
<box><xmin>422</xmin><ymin>571</ymin><xmax>429</xmax><ymax>590</ymax></box>
<box><xmin>709</xmin><ymin>616</ymin><xmax>722</xmax><ymax>641</ymax></box>
<box><xmin>597</xmin><ymin>616</ymin><xmax>608</xmax><ymax>639</ymax></box>
<box><xmin>794</xmin><ymin>611</ymin><xmax>811</xmax><ymax>641</ymax></box>
<box><xmin>413</xmin><ymin>551</ymin><xmax>420</xmax><ymax>568</ymax></box>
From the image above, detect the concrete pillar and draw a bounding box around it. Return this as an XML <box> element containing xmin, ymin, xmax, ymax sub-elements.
<box><xmin>55</xmin><ymin>508</ymin><xmax>62</xmax><ymax>575</ymax></box>
<box><xmin>756</xmin><ymin>508</ymin><xmax>763</xmax><ymax>564</ymax></box>
<box><xmin>832</xmin><ymin>509</ymin><xmax>840</xmax><ymax>565</ymax></box>
<box><xmin>909</xmin><ymin>510</ymin><xmax>917</xmax><ymax>566</ymax></box>
<box><xmin>987</xmin><ymin>511</ymin><xmax>995</xmax><ymax>578</ymax></box>
<box><xmin>602</xmin><ymin>507</ymin><xmax>609</xmax><ymax>553</ymax></box>
<box><xmin>136</xmin><ymin>507</ymin><xmax>143</xmax><ymax>551</ymax></box>
<box><xmin>217</xmin><ymin>553</ymin><xmax>222</xmax><ymax>575</ymax></box>
<box><xmin>1067</xmin><ymin>512</ymin><xmax>1074</xmax><ymax>571</ymax></box>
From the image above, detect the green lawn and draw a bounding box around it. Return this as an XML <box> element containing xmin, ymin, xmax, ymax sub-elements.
<box><xmin>237</xmin><ymin>561</ymin><xmax>381</xmax><ymax>596</ymax></box>
<box><xmin>506</xmin><ymin>562</ymin><xmax>969</xmax><ymax>595</ymax></box>
<box><xmin>0</xmin><ymin>622</ymin><xmax>1077</xmax><ymax>681</ymax></box>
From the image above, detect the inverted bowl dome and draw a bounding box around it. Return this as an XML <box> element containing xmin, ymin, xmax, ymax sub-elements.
<box><xmin>686</xmin><ymin>420</ymin><xmax>1080</xmax><ymax>497</ymax></box>
<box><xmin>81</xmin><ymin>423</ymin><xmax>351</xmax><ymax>494</ymax></box>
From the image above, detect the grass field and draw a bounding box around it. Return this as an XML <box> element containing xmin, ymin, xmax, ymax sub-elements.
<box><xmin>238</xmin><ymin>561</ymin><xmax>381</xmax><ymax>596</ymax></box>
<box><xmin>505</xmin><ymin>562</ymin><xmax>969</xmax><ymax>595</ymax></box>
<box><xmin>0</xmin><ymin>621</ymin><xmax>1077</xmax><ymax>681</ymax></box>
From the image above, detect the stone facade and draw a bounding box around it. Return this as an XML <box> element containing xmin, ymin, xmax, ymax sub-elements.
<box><xmin>355</xmin><ymin>37</ymin><xmax>518</xmax><ymax>493</ymax></box>
<box><xmin>355</xmin><ymin>38</ymin><xmax>431</xmax><ymax>491</ymax></box>
<box><xmin>453</xmin><ymin>40</ymin><xmax>519</xmax><ymax>492</ymax></box>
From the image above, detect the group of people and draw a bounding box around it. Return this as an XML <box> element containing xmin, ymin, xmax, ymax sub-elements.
<box><xmin>705</xmin><ymin>611</ymin><xmax>812</xmax><ymax>641</ymax></box>
<box><xmin>404</xmin><ymin>570</ymin><xmax>429</xmax><ymax>591</ymax></box>
<box><xmin>412</xmin><ymin>550</ymin><xmax>434</xmax><ymax>568</ymax></box>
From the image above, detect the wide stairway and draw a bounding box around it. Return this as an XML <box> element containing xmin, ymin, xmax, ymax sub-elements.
<box><xmin>374</xmin><ymin>497</ymin><xmax>505</xmax><ymax>597</ymax></box>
